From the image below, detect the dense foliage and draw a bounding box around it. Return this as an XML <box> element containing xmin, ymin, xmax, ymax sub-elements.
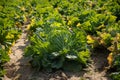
<box><xmin>0</xmin><ymin>0</ymin><xmax>120</xmax><ymax>79</ymax></box>
<box><xmin>25</xmin><ymin>0</ymin><xmax>91</xmax><ymax>71</ymax></box>
<box><xmin>25</xmin><ymin>26</ymin><xmax>90</xmax><ymax>71</ymax></box>
<box><xmin>24</xmin><ymin>0</ymin><xmax>120</xmax><ymax>78</ymax></box>
<box><xmin>0</xmin><ymin>0</ymin><xmax>25</xmax><ymax>77</ymax></box>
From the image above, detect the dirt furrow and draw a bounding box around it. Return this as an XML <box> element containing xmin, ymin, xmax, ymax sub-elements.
<box><xmin>3</xmin><ymin>25</ymin><xmax>31</xmax><ymax>80</ymax></box>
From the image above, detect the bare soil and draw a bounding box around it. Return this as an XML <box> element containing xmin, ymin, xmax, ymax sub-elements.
<box><xmin>3</xmin><ymin>26</ymin><xmax>112</xmax><ymax>80</ymax></box>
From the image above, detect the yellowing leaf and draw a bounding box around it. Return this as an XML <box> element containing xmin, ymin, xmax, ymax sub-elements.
<box><xmin>87</xmin><ymin>35</ymin><xmax>95</xmax><ymax>44</ymax></box>
<box><xmin>97</xmin><ymin>24</ymin><xmax>105</xmax><ymax>30</ymax></box>
<box><xmin>107</xmin><ymin>53</ymin><xmax>113</xmax><ymax>67</ymax></box>
<box><xmin>12</xmin><ymin>41</ymin><xmax>15</xmax><ymax>47</ymax></box>
<box><xmin>8</xmin><ymin>49</ymin><xmax>12</xmax><ymax>54</ymax></box>
<box><xmin>21</xmin><ymin>7</ymin><xmax>25</xmax><ymax>11</ymax></box>
<box><xmin>6</xmin><ymin>34</ymin><xmax>14</xmax><ymax>39</ymax></box>
<box><xmin>76</xmin><ymin>23</ymin><xmax>81</xmax><ymax>27</ymax></box>
<box><xmin>27</xmin><ymin>24</ymin><xmax>31</xmax><ymax>30</ymax></box>
<box><xmin>116</xmin><ymin>33</ymin><xmax>120</xmax><ymax>41</ymax></box>
<box><xmin>68</xmin><ymin>20</ymin><xmax>72</xmax><ymax>25</ymax></box>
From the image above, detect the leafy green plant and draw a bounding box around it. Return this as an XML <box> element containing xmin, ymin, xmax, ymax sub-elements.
<box><xmin>0</xmin><ymin>0</ymin><xmax>24</xmax><ymax>77</ymax></box>
<box><xmin>25</xmin><ymin>26</ymin><xmax>90</xmax><ymax>71</ymax></box>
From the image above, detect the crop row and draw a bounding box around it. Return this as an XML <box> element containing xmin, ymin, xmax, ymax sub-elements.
<box><xmin>0</xmin><ymin>0</ymin><xmax>29</xmax><ymax>78</ymax></box>
<box><xmin>24</xmin><ymin>0</ymin><xmax>120</xmax><ymax>79</ymax></box>
<box><xmin>0</xmin><ymin>0</ymin><xmax>120</xmax><ymax>79</ymax></box>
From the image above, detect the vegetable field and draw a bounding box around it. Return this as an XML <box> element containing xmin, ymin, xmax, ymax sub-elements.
<box><xmin>0</xmin><ymin>0</ymin><xmax>120</xmax><ymax>80</ymax></box>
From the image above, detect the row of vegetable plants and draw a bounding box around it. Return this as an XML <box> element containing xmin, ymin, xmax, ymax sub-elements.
<box><xmin>25</xmin><ymin>0</ymin><xmax>91</xmax><ymax>72</ymax></box>
<box><xmin>0</xmin><ymin>0</ymin><xmax>29</xmax><ymax>78</ymax></box>
<box><xmin>24</xmin><ymin>0</ymin><xmax>120</xmax><ymax>79</ymax></box>
<box><xmin>0</xmin><ymin>0</ymin><xmax>120</xmax><ymax>80</ymax></box>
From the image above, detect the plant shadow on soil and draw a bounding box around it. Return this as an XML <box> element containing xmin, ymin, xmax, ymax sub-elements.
<box><xmin>91</xmin><ymin>46</ymin><xmax>110</xmax><ymax>71</ymax></box>
<box><xmin>6</xmin><ymin>60</ymin><xmax>87</xmax><ymax>80</ymax></box>
<box><xmin>89</xmin><ymin>46</ymin><xmax>112</xmax><ymax>80</ymax></box>
<box><xmin>11</xmin><ymin>56</ymin><xmax>87</xmax><ymax>80</ymax></box>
